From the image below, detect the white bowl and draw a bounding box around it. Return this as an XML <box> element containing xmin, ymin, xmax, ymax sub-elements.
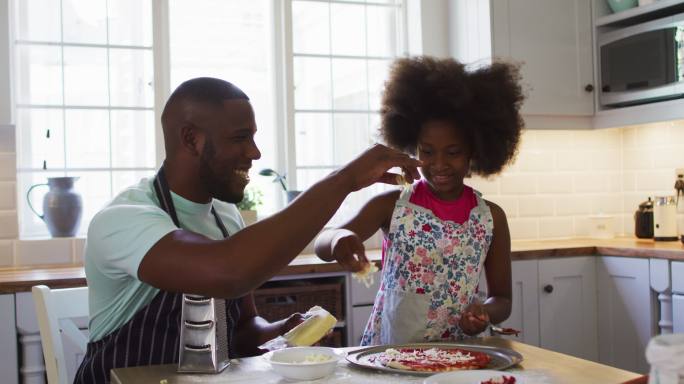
<box><xmin>424</xmin><ymin>370</ymin><xmax>524</xmax><ymax>384</ymax></box>
<box><xmin>264</xmin><ymin>346</ymin><xmax>345</xmax><ymax>381</ymax></box>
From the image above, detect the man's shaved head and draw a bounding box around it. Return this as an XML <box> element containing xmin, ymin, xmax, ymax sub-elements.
<box><xmin>161</xmin><ymin>77</ymin><xmax>249</xmax><ymax>156</ymax></box>
<box><xmin>160</xmin><ymin>77</ymin><xmax>260</xmax><ymax>204</ymax></box>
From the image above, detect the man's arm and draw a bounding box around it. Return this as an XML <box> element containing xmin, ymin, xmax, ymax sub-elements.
<box><xmin>137</xmin><ymin>144</ymin><xmax>421</xmax><ymax>299</ymax></box>
<box><xmin>231</xmin><ymin>293</ymin><xmax>303</xmax><ymax>357</ymax></box>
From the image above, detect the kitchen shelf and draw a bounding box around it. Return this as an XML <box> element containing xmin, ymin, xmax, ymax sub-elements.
<box><xmin>595</xmin><ymin>0</ymin><xmax>684</xmax><ymax>27</ymax></box>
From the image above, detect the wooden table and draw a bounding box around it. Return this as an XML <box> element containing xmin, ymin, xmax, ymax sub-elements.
<box><xmin>111</xmin><ymin>338</ymin><xmax>642</xmax><ymax>384</ymax></box>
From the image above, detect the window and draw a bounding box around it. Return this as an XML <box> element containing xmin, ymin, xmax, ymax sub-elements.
<box><xmin>14</xmin><ymin>0</ymin><xmax>154</xmax><ymax>238</ymax></box>
<box><xmin>287</xmin><ymin>0</ymin><xmax>405</xmax><ymax>225</ymax></box>
<box><xmin>12</xmin><ymin>0</ymin><xmax>405</xmax><ymax>238</ymax></box>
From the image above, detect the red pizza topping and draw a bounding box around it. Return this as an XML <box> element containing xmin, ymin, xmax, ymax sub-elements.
<box><xmin>480</xmin><ymin>375</ymin><xmax>517</xmax><ymax>384</ymax></box>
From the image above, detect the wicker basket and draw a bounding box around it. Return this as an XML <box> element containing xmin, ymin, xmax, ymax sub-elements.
<box><xmin>253</xmin><ymin>282</ymin><xmax>343</xmax><ymax>323</ymax></box>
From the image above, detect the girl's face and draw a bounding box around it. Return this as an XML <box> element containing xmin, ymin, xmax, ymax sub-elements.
<box><xmin>417</xmin><ymin>120</ymin><xmax>472</xmax><ymax>200</ymax></box>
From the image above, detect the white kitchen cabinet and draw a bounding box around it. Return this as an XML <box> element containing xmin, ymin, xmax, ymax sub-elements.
<box><xmin>539</xmin><ymin>257</ymin><xmax>598</xmax><ymax>361</ymax></box>
<box><xmin>499</xmin><ymin>260</ymin><xmax>540</xmax><ymax>346</ymax></box>
<box><xmin>0</xmin><ymin>294</ymin><xmax>19</xmax><ymax>384</ymax></box>
<box><xmin>672</xmin><ymin>261</ymin><xmax>684</xmax><ymax>333</ymax></box>
<box><xmin>450</xmin><ymin>0</ymin><xmax>595</xmax><ymax>129</ymax></box>
<box><xmin>351</xmin><ymin>306</ymin><xmax>373</xmax><ymax>347</ymax></box>
<box><xmin>597</xmin><ymin>257</ymin><xmax>655</xmax><ymax>374</ymax></box>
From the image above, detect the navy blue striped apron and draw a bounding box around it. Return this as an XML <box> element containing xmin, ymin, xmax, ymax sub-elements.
<box><xmin>74</xmin><ymin>167</ymin><xmax>241</xmax><ymax>383</ymax></box>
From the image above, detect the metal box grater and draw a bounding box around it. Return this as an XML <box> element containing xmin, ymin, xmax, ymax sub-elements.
<box><xmin>177</xmin><ymin>294</ymin><xmax>230</xmax><ymax>373</ymax></box>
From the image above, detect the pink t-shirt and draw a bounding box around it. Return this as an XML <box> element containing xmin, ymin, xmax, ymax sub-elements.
<box><xmin>382</xmin><ymin>180</ymin><xmax>478</xmax><ymax>264</ymax></box>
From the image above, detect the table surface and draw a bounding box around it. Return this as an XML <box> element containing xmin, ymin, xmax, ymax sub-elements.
<box><xmin>110</xmin><ymin>337</ymin><xmax>642</xmax><ymax>384</ymax></box>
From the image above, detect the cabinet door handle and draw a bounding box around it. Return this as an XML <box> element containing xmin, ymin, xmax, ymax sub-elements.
<box><xmin>584</xmin><ymin>84</ymin><xmax>594</xmax><ymax>92</ymax></box>
<box><xmin>543</xmin><ymin>284</ymin><xmax>554</xmax><ymax>293</ymax></box>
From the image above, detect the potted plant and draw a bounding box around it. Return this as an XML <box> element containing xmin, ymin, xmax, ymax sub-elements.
<box><xmin>236</xmin><ymin>186</ymin><xmax>262</xmax><ymax>226</ymax></box>
<box><xmin>259</xmin><ymin>168</ymin><xmax>301</xmax><ymax>204</ymax></box>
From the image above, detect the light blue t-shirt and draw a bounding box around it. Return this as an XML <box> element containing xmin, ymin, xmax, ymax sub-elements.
<box><xmin>84</xmin><ymin>178</ymin><xmax>244</xmax><ymax>341</ymax></box>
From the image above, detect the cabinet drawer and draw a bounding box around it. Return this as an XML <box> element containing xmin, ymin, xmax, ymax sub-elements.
<box><xmin>672</xmin><ymin>262</ymin><xmax>684</xmax><ymax>294</ymax></box>
<box><xmin>349</xmin><ymin>272</ymin><xmax>381</xmax><ymax>306</ymax></box>
<box><xmin>350</xmin><ymin>305</ymin><xmax>373</xmax><ymax>347</ymax></box>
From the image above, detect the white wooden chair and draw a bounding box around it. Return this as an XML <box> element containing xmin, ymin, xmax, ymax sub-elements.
<box><xmin>32</xmin><ymin>285</ymin><xmax>89</xmax><ymax>384</ymax></box>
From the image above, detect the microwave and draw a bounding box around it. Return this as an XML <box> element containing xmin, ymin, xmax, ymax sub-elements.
<box><xmin>599</xmin><ymin>13</ymin><xmax>684</xmax><ymax>107</ymax></box>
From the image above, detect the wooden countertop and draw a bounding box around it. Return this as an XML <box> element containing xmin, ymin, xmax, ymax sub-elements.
<box><xmin>2</xmin><ymin>237</ymin><xmax>683</xmax><ymax>294</ymax></box>
<box><xmin>110</xmin><ymin>337</ymin><xmax>641</xmax><ymax>384</ymax></box>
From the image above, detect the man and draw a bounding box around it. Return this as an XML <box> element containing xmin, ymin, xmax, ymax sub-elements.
<box><xmin>74</xmin><ymin>77</ymin><xmax>420</xmax><ymax>383</ymax></box>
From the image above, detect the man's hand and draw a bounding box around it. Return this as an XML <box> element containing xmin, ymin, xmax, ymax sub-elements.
<box><xmin>338</xmin><ymin>144</ymin><xmax>422</xmax><ymax>192</ymax></box>
<box><xmin>458</xmin><ymin>302</ymin><xmax>490</xmax><ymax>336</ymax></box>
<box><xmin>330</xmin><ymin>229</ymin><xmax>368</xmax><ymax>273</ymax></box>
<box><xmin>278</xmin><ymin>312</ymin><xmax>305</xmax><ymax>335</ymax></box>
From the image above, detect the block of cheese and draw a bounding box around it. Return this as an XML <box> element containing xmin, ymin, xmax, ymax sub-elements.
<box><xmin>283</xmin><ymin>306</ymin><xmax>337</xmax><ymax>347</ymax></box>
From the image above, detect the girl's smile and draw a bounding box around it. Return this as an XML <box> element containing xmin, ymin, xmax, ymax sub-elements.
<box><xmin>417</xmin><ymin>119</ymin><xmax>471</xmax><ymax>201</ymax></box>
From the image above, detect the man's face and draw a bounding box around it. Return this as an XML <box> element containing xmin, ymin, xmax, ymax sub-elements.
<box><xmin>198</xmin><ymin>99</ymin><xmax>261</xmax><ymax>203</ymax></box>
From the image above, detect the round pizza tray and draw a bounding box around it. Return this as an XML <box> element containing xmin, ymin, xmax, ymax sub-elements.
<box><xmin>346</xmin><ymin>343</ymin><xmax>523</xmax><ymax>377</ymax></box>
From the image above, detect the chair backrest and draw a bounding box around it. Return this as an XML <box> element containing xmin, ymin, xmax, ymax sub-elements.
<box><xmin>32</xmin><ymin>285</ymin><xmax>89</xmax><ymax>384</ymax></box>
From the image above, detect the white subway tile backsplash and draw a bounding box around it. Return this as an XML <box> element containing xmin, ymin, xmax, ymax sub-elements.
<box><xmin>0</xmin><ymin>125</ymin><xmax>15</xmax><ymax>152</ymax></box>
<box><xmin>0</xmin><ymin>240</ymin><xmax>13</xmax><ymax>266</ymax></box>
<box><xmin>0</xmin><ymin>182</ymin><xmax>16</xmax><ymax>210</ymax></box>
<box><xmin>500</xmin><ymin>174</ymin><xmax>537</xmax><ymax>194</ymax></box>
<box><xmin>622</xmin><ymin>149</ymin><xmax>652</xmax><ymax>170</ymax></box>
<box><xmin>635</xmin><ymin>170</ymin><xmax>676</xmax><ymax>192</ymax></box>
<box><xmin>539</xmin><ymin>217</ymin><xmax>574</xmax><ymax>238</ymax></box>
<box><xmin>537</xmin><ymin>174</ymin><xmax>572</xmax><ymax>194</ymax></box>
<box><xmin>555</xmin><ymin>195</ymin><xmax>593</xmax><ymax>216</ymax></box>
<box><xmin>508</xmin><ymin>218</ymin><xmax>538</xmax><ymax>239</ymax></box>
<box><xmin>591</xmin><ymin>195</ymin><xmax>623</xmax><ymax>215</ymax></box>
<box><xmin>637</xmin><ymin>123</ymin><xmax>673</xmax><ymax>147</ymax></box>
<box><xmin>466</xmin><ymin>176</ymin><xmax>500</xmax><ymax>195</ymax></box>
<box><xmin>574</xmin><ymin>173</ymin><xmax>611</xmax><ymax>193</ymax></box>
<box><xmin>621</xmin><ymin>127</ymin><xmax>637</xmax><ymax>149</ymax></box>
<box><xmin>15</xmin><ymin>238</ymin><xmax>73</xmax><ymax>265</ymax></box>
<box><xmin>515</xmin><ymin>150</ymin><xmax>555</xmax><ymax>172</ymax></box>
<box><xmin>73</xmin><ymin>237</ymin><xmax>86</xmax><ymax>264</ymax></box>
<box><xmin>0</xmin><ymin>153</ymin><xmax>16</xmax><ymax>181</ymax></box>
<box><xmin>535</xmin><ymin>130</ymin><xmax>575</xmax><ymax>150</ymax></box>
<box><xmin>486</xmin><ymin>196</ymin><xmax>518</xmax><ymax>218</ymax></box>
<box><xmin>519</xmin><ymin>196</ymin><xmax>554</xmax><ymax>217</ymax></box>
<box><xmin>622</xmin><ymin>172</ymin><xmax>636</xmax><ymax>192</ymax></box>
<box><xmin>652</xmin><ymin>147</ymin><xmax>684</xmax><ymax>168</ymax></box>
<box><xmin>556</xmin><ymin>150</ymin><xmax>593</xmax><ymax>171</ymax></box>
<box><xmin>0</xmin><ymin>211</ymin><xmax>18</xmax><ymax>238</ymax></box>
<box><xmin>590</xmin><ymin>150</ymin><xmax>621</xmax><ymax>170</ymax></box>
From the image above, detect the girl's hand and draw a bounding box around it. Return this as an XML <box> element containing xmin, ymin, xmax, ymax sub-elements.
<box><xmin>331</xmin><ymin>229</ymin><xmax>368</xmax><ymax>273</ymax></box>
<box><xmin>459</xmin><ymin>302</ymin><xmax>490</xmax><ymax>335</ymax></box>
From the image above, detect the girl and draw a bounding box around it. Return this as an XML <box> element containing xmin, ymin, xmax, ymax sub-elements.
<box><xmin>315</xmin><ymin>57</ymin><xmax>524</xmax><ymax>345</ymax></box>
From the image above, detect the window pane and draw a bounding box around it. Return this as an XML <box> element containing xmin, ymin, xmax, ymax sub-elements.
<box><xmin>14</xmin><ymin>45</ymin><xmax>62</xmax><ymax>105</ymax></box>
<box><xmin>62</xmin><ymin>0</ymin><xmax>107</xmax><ymax>44</ymax></box>
<box><xmin>294</xmin><ymin>57</ymin><xmax>331</xmax><ymax>109</ymax></box>
<box><xmin>332</xmin><ymin>58</ymin><xmax>368</xmax><ymax>110</ymax></box>
<box><xmin>330</xmin><ymin>3</ymin><xmax>366</xmax><ymax>56</ymax></box>
<box><xmin>108</xmin><ymin>0</ymin><xmax>153</xmax><ymax>46</ymax></box>
<box><xmin>64</xmin><ymin>109</ymin><xmax>109</xmax><ymax>168</ymax></box>
<box><xmin>367</xmin><ymin>5</ymin><xmax>398</xmax><ymax>57</ymax></box>
<box><xmin>110</xmin><ymin>110</ymin><xmax>155</xmax><ymax>168</ymax></box>
<box><xmin>66</xmin><ymin>170</ymin><xmax>112</xmax><ymax>234</ymax></box>
<box><xmin>295</xmin><ymin>113</ymin><xmax>333</xmax><ymax>167</ymax></box>
<box><xmin>296</xmin><ymin>168</ymin><xmax>331</xmax><ymax>192</ymax></box>
<box><xmin>18</xmin><ymin>170</ymin><xmax>67</xmax><ymax>238</ymax></box>
<box><xmin>14</xmin><ymin>0</ymin><xmax>61</xmax><ymax>42</ymax></box>
<box><xmin>367</xmin><ymin>59</ymin><xmax>392</xmax><ymax>111</ymax></box>
<box><xmin>112</xmin><ymin>170</ymin><xmax>154</xmax><ymax>195</ymax></box>
<box><xmin>17</xmin><ymin>108</ymin><xmax>65</xmax><ymax>169</ymax></box>
<box><xmin>292</xmin><ymin>1</ymin><xmax>330</xmax><ymax>55</ymax></box>
<box><xmin>109</xmin><ymin>49</ymin><xmax>154</xmax><ymax>107</ymax></box>
<box><xmin>63</xmin><ymin>47</ymin><xmax>108</xmax><ymax>106</ymax></box>
<box><xmin>333</xmin><ymin>113</ymin><xmax>371</xmax><ymax>164</ymax></box>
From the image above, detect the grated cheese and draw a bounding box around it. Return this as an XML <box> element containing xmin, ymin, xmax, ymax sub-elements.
<box><xmin>299</xmin><ymin>353</ymin><xmax>333</xmax><ymax>363</ymax></box>
<box><xmin>352</xmin><ymin>262</ymin><xmax>379</xmax><ymax>288</ymax></box>
<box><xmin>385</xmin><ymin>347</ymin><xmax>476</xmax><ymax>364</ymax></box>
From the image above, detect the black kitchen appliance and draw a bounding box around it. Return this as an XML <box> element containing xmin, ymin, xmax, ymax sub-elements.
<box><xmin>634</xmin><ymin>198</ymin><xmax>654</xmax><ymax>239</ymax></box>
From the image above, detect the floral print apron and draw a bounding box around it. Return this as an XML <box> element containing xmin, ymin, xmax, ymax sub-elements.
<box><xmin>360</xmin><ymin>185</ymin><xmax>493</xmax><ymax>345</ymax></box>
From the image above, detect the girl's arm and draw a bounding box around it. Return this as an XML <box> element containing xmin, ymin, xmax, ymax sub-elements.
<box><xmin>482</xmin><ymin>201</ymin><xmax>513</xmax><ymax>324</ymax></box>
<box><xmin>315</xmin><ymin>190</ymin><xmax>400</xmax><ymax>265</ymax></box>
